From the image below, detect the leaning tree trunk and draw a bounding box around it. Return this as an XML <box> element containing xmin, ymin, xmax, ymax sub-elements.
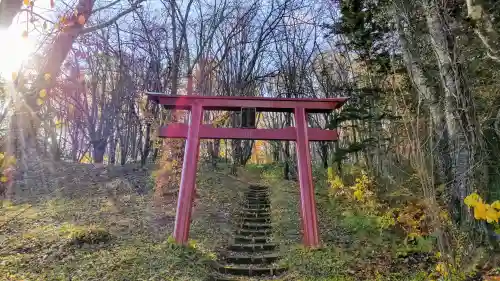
<box><xmin>423</xmin><ymin>0</ymin><xmax>487</xmax><ymax>229</ymax></box>
<box><xmin>394</xmin><ymin>6</ymin><xmax>452</xmax><ymax>187</ymax></box>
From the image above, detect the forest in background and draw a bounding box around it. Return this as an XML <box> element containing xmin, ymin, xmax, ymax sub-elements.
<box><xmin>1</xmin><ymin>0</ymin><xmax>500</xmax><ymax>279</ymax></box>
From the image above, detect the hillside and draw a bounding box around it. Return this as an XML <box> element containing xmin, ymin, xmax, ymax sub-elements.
<box><xmin>1</xmin><ymin>162</ymin><xmax>246</xmax><ymax>281</ymax></box>
<box><xmin>2</xmin><ymin>162</ymin><xmax>498</xmax><ymax>281</ymax></box>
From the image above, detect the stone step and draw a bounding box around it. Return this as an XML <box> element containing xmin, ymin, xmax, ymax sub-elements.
<box><xmin>245</xmin><ymin>199</ymin><xmax>269</xmax><ymax>204</ymax></box>
<box><xmin>239</xmin><ymin>211</ymin><xmax>271</xmax><ymax>218</ymax></box>
<box><xmin>242</xmin><ymin>208</ymin><xmax>269</xmax><ymax>214</ymax></box>
<box><xmin>239</xmin><ymin>222</ymin><xmax>272</xmax><ymax>230</ymax></box>
<box><xmin>245</xmin><ymin>199</ymin><xmax>269</xmax><ymax>203</ymax></box>
<box><xmin>245</xmin><ymin>191</ymin><xmax>269</xmax><ymax>195</ymax></box>
<box><xmin>248</xmin><ymin>185</ymin><xmax>269</xmax><ymax>191</ymax></box>
<box><xmin>240</xmin><ymin>217</ymin><xmax>271</xmax><ymax>223</ymax></box>
<box><xmin>245</xmin><ymin>193</ymin><xmax>270</xmax><ymax>198</ymax></box>
<box><xmin>215</xmin><ymin>263</ymin><xmax>287</xmax><ymax>277</ymax></box>
<box><xmin>210</xmin><ymin>272</ymin><xmax>283</xmax><ymax>281</ymax></box>
<box><xmin>245</xmin><ymin>194</ymin><xmax>269</xmax><ymax>197</ymax></box>
<box><xmin>233</xmin><ymin>235</ymin><xmax>270</xmax><ymax>244</ymax></box>
<box><xmin>235</xmin><ymin>229</ymin><xmax>272</xmax><ymax>237</ymax></box>
<box><xmin>245</xmin><ymin>201</ymin><xmax>270</xmax><ymax>206</ymax></box>
<box><xmin>229</xmin><ymin>243</ymin><xmax>277</xmax><ymax>252</ymax></box>
<box><xmin>209</xmin><ymin>274</ymin><xmax>238</xmax><ymax>281</ymax></box>
<box><xmin>245</xmin><ymin>204</ymin><xmax>270</xmax><ymax>210</ymax></box>
<box><xmin>222</xmin><ymin>252</ymin><xmax>280</xmax><ymax>265</ymax></box>
<box><xmin>245</xmin><ymin>192</ymin><xmax>270</xmax><ymax>197</ymax></box>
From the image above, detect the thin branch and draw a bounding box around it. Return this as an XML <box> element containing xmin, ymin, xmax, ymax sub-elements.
<box><xmin>20</xmin><ymin>8</ymin><xmax>55</xmax><ymax>24</ymax></box>
<box><xmin>81</xmin><ymin>0</ymin><xmax>146</xmax><ymax>35</ymax></box>
<box><xmin>92</xmin><ymin>0</ymin><xmax>121</xmax><ymax>14</ymax></box>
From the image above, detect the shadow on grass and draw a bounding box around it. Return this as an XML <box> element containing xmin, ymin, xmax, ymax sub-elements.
<box><xmin>0</xmin><ymin>162</ymin><xmax>248</xmax><ymax>281</ymax></box>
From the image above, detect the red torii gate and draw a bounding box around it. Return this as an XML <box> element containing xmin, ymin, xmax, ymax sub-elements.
<box><xmin>146</xmin><ymin>93</ymin><xmax>347</xmax><ymax>248</ymax></box>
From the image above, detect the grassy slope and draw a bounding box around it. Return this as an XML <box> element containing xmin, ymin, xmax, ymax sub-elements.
<box><xmin>242</xmin><ymin>164</ymin><xmax>435</xmax><ymax>281</ymax></box>
<box><xmin>0</xmin><ymin>163</ymin><xmax>245</xmax><ymax>281</ymax></box>
<box><xmin>1</xmin><ymin>162</ymin><xmax>466</xmax><ymax>281</ymax></box>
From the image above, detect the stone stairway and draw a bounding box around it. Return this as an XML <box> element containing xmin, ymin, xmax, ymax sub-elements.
<box><xmin>211</xmin><ymin>185</ymin><xmax>287</xmax><ymax>280</ymax></box>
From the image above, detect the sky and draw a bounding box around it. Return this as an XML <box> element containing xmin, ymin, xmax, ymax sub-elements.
<box><xmin>0</xmin><ymin>0</ymin><xmax>341</xmax><ymax>83</ymax></box>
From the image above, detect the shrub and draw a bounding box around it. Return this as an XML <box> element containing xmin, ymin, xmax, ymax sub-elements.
<box><xmin>67</xmin><ymin>226</ymin><xmax>113</xmax><ymax>246</ymax></box>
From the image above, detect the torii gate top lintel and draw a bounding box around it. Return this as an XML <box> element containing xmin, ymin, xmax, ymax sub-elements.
<box><xmin>146</xmin><ymin>93</ymin><xmax>348</xmax><ymax>113</ymax></box>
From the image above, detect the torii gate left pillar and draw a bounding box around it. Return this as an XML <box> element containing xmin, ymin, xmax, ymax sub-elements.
<box><xmin>146</xmin><ymin>93</ymin><xmax>347</xmax><ymax>248</ymax></box>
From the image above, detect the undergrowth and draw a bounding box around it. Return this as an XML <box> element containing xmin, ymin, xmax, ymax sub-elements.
<box><xmin>1</xmin><ymin>162</ymin><xmax>495</xmax><ymax>280</ymax></box>
<box><xmin>0</xmin><ymin>163</ymin><xmax>242</xmax><ymax>281</ymax></box>
<box><xmin>244</xmin><ymin>163</ymin><xmax>461</xmax><ymax>281</ymax></box>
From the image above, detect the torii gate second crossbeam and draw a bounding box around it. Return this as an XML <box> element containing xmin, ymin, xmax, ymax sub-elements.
<box><xmin>146</xmin><ymin>93</ymin><xmax>347</xmax><ymax>248</ymax></box>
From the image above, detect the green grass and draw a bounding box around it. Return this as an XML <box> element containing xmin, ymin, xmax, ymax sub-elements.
<box><xmin>0</xmin><ymin>162</ymin><xmax>473</xmax><ymax>280</ymax></box>
<box><xmin>0</xmin><ymin>163</ymin><xmax>244</xmax><ymax>281</ymax></box>
<box><xmin>243</xmin><ymin>163</ymin><xmax>436</xmax><ymax>281</ymax></box>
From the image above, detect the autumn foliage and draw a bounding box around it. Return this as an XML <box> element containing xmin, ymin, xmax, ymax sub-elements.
<box><xmin>464</xmin><ymin>192</ymin><xmax>500</xmax><ymax>224</ymax></box>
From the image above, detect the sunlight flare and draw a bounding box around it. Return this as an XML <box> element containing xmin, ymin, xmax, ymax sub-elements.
<box><xmin>0</xmin><ymin>26</ymin><xmax>35</xmax><ymax>81</ymax></box>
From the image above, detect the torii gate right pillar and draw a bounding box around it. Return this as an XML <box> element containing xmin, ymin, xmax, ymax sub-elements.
<box><xmin>294</xmin><ymin>106</ymin><xmax>319</xmax><ymax>247</ymax></box>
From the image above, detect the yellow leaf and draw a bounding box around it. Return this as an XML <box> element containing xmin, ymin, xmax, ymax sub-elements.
<box><xmin>474</xmin><ymin>203</ymin><xmax>487</xmax><ymax>220</ymax></box>
<box><xmin>11</xmin><ymin>72</ymin><xmax>17</xmax><ymax>81</ymax></box>
<box><xmin>0</xmin><ymin>176</ymin><xmax>7</xmax><ymax>183</ymax></box>
<box><xmin>353</xmin><ymin>189</ymin><xmax>363</xmax><ymax>201</ymax></box>
<box><xmin>78</xmin><ymin>15</ymin><xmax>86</xmax><ymax>25</ymax></box>
<box><xmin>491</xmin><ymin>200</ymin><xmax>500</xmax><ymax>210</ymax></box>
<box><xmin>485</xmin><ymin>205</ymin><xmax>499</xmax><ymax>223</ymax></box>
<box><xmin>23</xmin><ymin>0</ymin><xmax>29</xmax><ymax>6</ymax></box>
<box><xmin>44</xmin><ymin>73</ymin><xmax>51</xmax><ymax>81</ymax></box>
<box><xmin>39</xmin><ymin>89</ymin><xmax>47</xmax><ymax>98</ymax></box>
<box><xmin>408</xmin><ymin>232</ymin><xmax>419</xmax><ymax>239</ymax></box>
<box><xmin>327</xmin><ymin>167</ymin><xmax>334</xmax><ymax>179</ymax></box>
<box><xmin>439</xmin><ymin>210</ymin><xmax>449</xmax><ymax>221</ymax></box>
<box><xmin>36</xmin><ymin>98</ymin><xmax>44</xmax><ymax>105</ymax></box>
<box><xmin>464</xmin><ymin>192</ymin><xmax>482</xmax><ymax>207</ymax></box>
<box><xmin>435</xmin><ymin>262</ymin><xmax>448</xmax><ymax>276</ymax></box>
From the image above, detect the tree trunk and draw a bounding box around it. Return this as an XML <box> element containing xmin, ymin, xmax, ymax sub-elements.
<box><xmin>394</xmin><ymin>6</ymin><xmax>452</xmax><ymax>186</ymax></box>
<box><xmin>91</xmin><ymin>138</ymin><xmax>106</xmax><ymax>169</ymax></box>
<box><xmin>109</xmin><ymin>136</ymin><xmax>117</xmax><ymax>165</ymax></box>
<box><xmin>423</xmin><ymin>0</ymin><xmax>485</xmax><ymax>227</ymax></box>
<box><xmin>320</xmin><ymin>142</ymin><xmax>329</xmax><ymax>169</ymax></box>
<box><xmin>141</xmin><ymin>123</ymin><xmax>152</xmax><ymax>167</ymax></box>
<box><xmin>272</xmin><ymin>142</ymin><xmax>280</xmax><ymax>162</ymax></box>
<box><xmin>284</xmin><ymin>141</ymin><xmax>290</xmax><ymax>180</ymax></box>
<box><xmin>241</xmin><ymin>140</ymin><xmax>254</xmax><ymax>165</ymax></box>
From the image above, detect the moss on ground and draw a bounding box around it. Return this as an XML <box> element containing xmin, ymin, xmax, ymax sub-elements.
<box><xmin>0</xmin><ymin>163</ymin><xmax>244</xmax><ymax>281</ymax></box>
